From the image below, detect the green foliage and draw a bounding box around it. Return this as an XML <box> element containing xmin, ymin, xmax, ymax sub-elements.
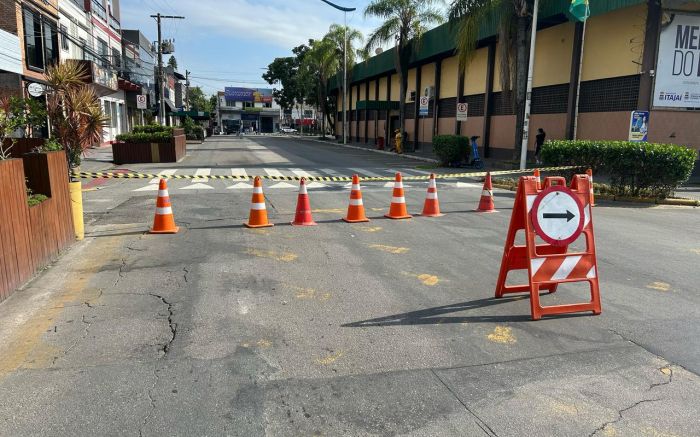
<box><xmin>167</xmin><ymin>55</ymin><xmax>178</xmax><ymax>71</ymax></box>
<box><xmin>41</xmin><ymin>137</ymin><xmax>64</xmax><ymax>152</ymax></box>
<box><xmin>432</xmin><ymin>135</ymin><xmax>470</xmax><ymax>165</ymax></box>
<box><xmin>1</xmin><ymin>94</ymin><xmax>48</xmax><ymax>159</ymax></box>
<box><xmin>27</xmin><ymin>193</ymin><xmax>48</xmax><ymax>207</ymax></box>
<box><xmin>542</xmin><ymin>140</ymin><xmax>698</xmax><ymax>198</ymax></box>
<box><xmin>133</xmin><ymin>124</ymin><xmax>174</xmax><ymax>134</ymax></box>
<box><xmin>182</xmin><ymin>116</ymin><xmax>195</xmax><ymax>133</ymax></box>
<box><xmin>117</xmin><ymin>131</ymin><xmax>173</xmax><ymax>143</ymax></box>
<box><xmin>188</xmin><ymin>87</ymin><xmax>213</xmax><ymax>112</ymax></box>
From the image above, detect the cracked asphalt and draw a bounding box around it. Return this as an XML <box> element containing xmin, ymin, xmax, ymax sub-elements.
<box><xmin>0</xmin><ymin>136</ymin><xmax>699</xmax><ymax>436</ymax></box>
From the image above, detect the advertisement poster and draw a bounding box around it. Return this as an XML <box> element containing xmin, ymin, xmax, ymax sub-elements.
<box><xmin>629</xmin><ymin>110</ymin><xmax>650</xmax><ymax>142</ymax></box>
<box><xmin>225</xmin><ymin>87</ymin><xmax>274</xmax><ymax>103</ymax></box>
<box><xmin>653</xmin><ymin>13</ymin><xmax>700</xmax><ymax>108</ymax></box>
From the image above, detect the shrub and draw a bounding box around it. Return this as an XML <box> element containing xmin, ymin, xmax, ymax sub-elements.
<box><xmin>433</xmin><ymin>135</ymin><xmax>469</xmax><ymax>165</ymax></box>
<box><xmin>542</xmin><ymin>140</ymin><xmax>698</xmax><ymax>198</ymax></box>
<box><xmin>133</xmin><ymin>124</ymin><xmax>174</xmax><ymax>135</ymax></box>
<box><xmin>116</xmin><ymin>131</ymin><xmax>173</xmax><ymax>143</ymax></box>
<box><xmin>41</xmin><ymin>137</ymin><xmax>63</xmax><ymax>152</ymax></box>
<box><xmin>27</xmin><ymin>193</ymin><xmax>48</xmax><ymax>207</ymax></box>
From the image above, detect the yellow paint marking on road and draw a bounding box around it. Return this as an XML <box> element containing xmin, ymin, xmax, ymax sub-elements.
<box><xmin>312</xmin><ymin>208</ymin><xmax>344</xmax><ymax>214</ymax></box>
<box><xmin>547</xmin><ymin>399</ymin><xmax>579</xmax><ymax>415</ymax></box>
<box><xmin>369</xmin><ymin>244</ymin><xmax>410</xmax><ymax>254</ymax></box>
<box><xmin>690</xmin><ymin>249</ymin><xmax>700</xmax><ymax>255</ymax></box>
<box><xmin>256</xmin><ymin>339</ymin><xmax>272</xmax><ymax>348</ymax></box>
<box><xmin>0</xmin><ymin>236</ymin><xmax>120</xmax><ymax>381</ymax></box>
<box><xmin>245</xmin><ymin>248</ymin><xmax>298</xmax><ymax>262</ymax></box>
<box><xmin>289</xmin><ymin>285</ymin><xmax>332</xmax><ymax>302</ymax></box>
<box><xmin>487</xmin><ymin>326</ymin><xmax>517</xmax><ymax>344</ymax></box>
<box><xmin>601</xmin><ymin>425</ymin><xmax>617</xmax><ymax>436</ymax></box>
<box><xmin>646</xmin><ymin>282</ymin><xmax>671</xmax><ymax>292</ymax></box>
<box><xmin>316</xmin><ymin>350</ymin><xmax>343</xmax><ymax>365</ymax></box>
<box><xmin>401</xmin><ymin>271</ymin><xmax>442</xmax><ymax>286</ymax></box>
<box><xmin>660</xmin><ymin>367</ymin><xmax>672</xmax><ymax>376</ymax></box>
<box><xmin>360</xmin><ymin>226</ymin><xmax>383</xmax><ymax>233</ymax></box>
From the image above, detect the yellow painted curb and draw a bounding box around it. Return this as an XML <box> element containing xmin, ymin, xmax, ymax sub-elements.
<box><xmin>69</xmin><ymin>181</ymin><xmax>85</xmax><ymax>240</ymax></box>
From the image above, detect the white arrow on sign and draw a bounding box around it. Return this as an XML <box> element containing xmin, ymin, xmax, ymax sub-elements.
<box><xmin>530</xmin><ymin>186</ymin><xmax>584</xmax><ymax>246</ymax></box>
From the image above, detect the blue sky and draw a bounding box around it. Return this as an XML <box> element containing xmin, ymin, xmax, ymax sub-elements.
<box><xmin>118</xmin><ymin>0</ymin><xmax>403</xmax><ymax>96</ymax></box>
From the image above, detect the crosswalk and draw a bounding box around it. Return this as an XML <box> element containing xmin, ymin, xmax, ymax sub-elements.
<box><xmin>124</xmin><ymin>167</ymin><xmax>480</xmax><ymax>192</ymax></box>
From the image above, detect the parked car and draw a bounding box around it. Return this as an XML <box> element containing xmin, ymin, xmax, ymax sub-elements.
<box><xmin>280</xmin><ymin>126</ymin><xmax>297</xmax><ymax>133</ymax></box>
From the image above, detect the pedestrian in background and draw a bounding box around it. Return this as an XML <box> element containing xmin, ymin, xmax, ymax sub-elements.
<box><xmin>535</xmin><ymin>128</ymin><xmax>546</xmax><ymax>164</ymax></box>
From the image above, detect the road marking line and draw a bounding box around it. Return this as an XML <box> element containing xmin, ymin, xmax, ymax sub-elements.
<box><xmin>349</xmin><ymin>168</ymin><xmax>383</xmax><ymax>178</ymax></box>
<box><xmin>264</xmin><ymin>168</ymin><xmax>284</xmax><ymax>178</ymax></box>
<box><xmin>368</xmin><ymin>244</ymin><xmax>410</xmax><ymax>254</ymax></box>
<box><xmin>487</xmin><ymin>326</ymin><xmax>517</xmax><ymax>344</ymax></box>
<box><xmin>150</xmin><ymin>169</ymin><xmax>177</xmax><ymax>184</ymax></box>
<box><xmin>402</xmin><ymin>271</ymin><xmax>442</xmax><ymax>286</ymax></box>
<box><xmin>268</xmin><ymin>181</ymin><xmax>296</xmax><ymax>189</ymax></box>
<box><xmin>320</xmin><ymin>168</ymin><xmax>341</xmax><ymax>176</ymax></box>
<box><xmin>228</xmin><ymin>182</ymin><xmax>253</xmax><ymax>190</ymax></box>
<box><xmin>291</xmin><ymin>168</ymin><xmax>314</xmax><ymax>178</ymax></box>
<box><xmin>181</xmin><ymin>182</ymin><xmax>214</xmax><ymax>190</ymax></box>
<box><xmin>231</xmin><ymin>168</ymin><xmax>248</xmax><ymax>180</ymax></box>
<box><xmin>193</xmin><ymin>168</ymin><xmax>210</xmax><ymax>182</ymax></box>
<box><xmin>245</xmin><ymin>248</ymin><xmax>298</xmax><ymax>262</ymax></box>
<box><xmin>646</xmin><ymin>282</ymin><xmax>671</xmax><ymax>292</ymax></box>
<box><xmin>306</xmin><ymin>181</ymin><xmax>328</xmax><ymax>188</ymax></box>
<box><xmin>316</xmin><ymin>350</ymin><xmax>343</xmax><ymax>365</ymax></box>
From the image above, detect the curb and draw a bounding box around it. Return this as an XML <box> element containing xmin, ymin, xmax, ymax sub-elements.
<box><xmin>296</xmin><ymin>137</ymin><xmax>440</xmax><ymax>164</ymax></box>
<box><xmin>491</xmin><ymin>183</ymin><xmax>699</xmax><ymax>207</ymax></box>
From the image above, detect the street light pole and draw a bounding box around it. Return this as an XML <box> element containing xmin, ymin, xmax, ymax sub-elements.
<box><xmin>518</xmin><ymin>0</ymin><xmax>539</xmax><ymax>170</ymax></box>
<box><xmin>319</xmin><ymin>0</ymin><xmax>355</xmax><ymax>145</ymax></box>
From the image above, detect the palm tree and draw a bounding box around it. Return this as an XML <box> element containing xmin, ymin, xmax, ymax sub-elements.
<box><xmin>302</xmin><ymin>37</ymin><xmax>339</xmax><ymax>138</ymax></box>
<box><xmin>364</xmin><ymin>0</ymin><xmax>444</xmax><ymax>150</ymax></box>
<box><xmin>449</xmin><ymin>0</ymin><xmax>547</xmax><ymax>160</ymax></box>
<box><xmin>324</xmin><ymin>24</ymin><xmax>365</xmax><ymax>139</ymax></box>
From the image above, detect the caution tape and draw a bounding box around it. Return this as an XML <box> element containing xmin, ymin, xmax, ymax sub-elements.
<box><xmin>71</xmin><ymin>166</ymin><xmax>580</xmax><ymax>183</ymax></box>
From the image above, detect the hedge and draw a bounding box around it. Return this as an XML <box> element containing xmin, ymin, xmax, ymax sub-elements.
<box><xmin>132</xmin><ymin>124</ymin><xmax>174</xmax><ymax>134</ymax></box>
<box><xmin>542</xmin><ymin>140</ymin><xmax>697</xmax><ymax>198</ymax></box>
<box><xmin>433</xmin><ymin>135</ymin><xmax>469</xmax><ymax>165</ymax></box>
<box><xmin>116</xmin><ymin>131</ymin><xmax>173</xmax><ymax>143</ymax></box>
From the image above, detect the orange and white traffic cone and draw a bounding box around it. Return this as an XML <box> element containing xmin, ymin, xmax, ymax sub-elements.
<box><xmin>534</xmin><ymin>168</ymin><xmax>541</xmax><ymax>190</ymax></box>
<box><xmin>245</xmin><ymin>176</ymin><xmax>274</xmax><ymax>228</ymax></box>
<box><xmin>385</xmin><ymin>172</ymin><xmax>412</xmax><ymax>220</ymax></box>
<box><xmin>343</xmin><ymin>174</ymin><xmax>369</xmax><ymax>223</ymax></box>
<box><xmin>476</xmin><ymin>172</ymin><xmax>496</xmax><ymax>213</ymax></box>
<box><xmin>586</xmin><ymin>168</ymin><xmax>596</xmax><ymax>206</ymax></box>
<box><xmin>421</xmin><ymin>173</ymin><xmax>443</xmax><ymax>217</ymax></box>
<box><xmin>150</xmin><ymin>179</ymin><xmax>179</xmax><ymax>234</ymax></box>
<box><xmin>291</xmin><ymin>178</ymin><xmax>316</xmax><ymax>226</ymax></box>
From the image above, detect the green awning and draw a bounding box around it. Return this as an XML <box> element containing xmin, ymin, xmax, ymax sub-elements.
<box><xmin>169</xmin><ymin>110</ymin><xmax>211</xmax><ymax>120</ymax></box>
<box><xmin>356</xmin><ymin>100</ymin><xmax>400</xmax><ymax>111</ymax></box>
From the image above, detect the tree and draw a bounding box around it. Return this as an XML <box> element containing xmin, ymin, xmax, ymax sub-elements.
<box><xmin>449</xmin><ymin>0</ymin><xmax>547</xmax><ymax>160</ymax></box>
<box><xmin>323</xmin><ymin>24</ymin><xmax>365</xmax><ymax>139</ymax></box>
<box><xmin>188</xmin><ymin>86</ymin><xmax>213</xmax><ymax>112</ymax></box>
<box><xmin>45</xmin><ymin>60</ymin><xmax>109</xmax><ymax>170</ymax></box>
<box><xmin>263</xmin><ymin>43</ymin><xmax>312</xmax><ymax>113</ymax></box>
<box><xmin>301</xmin><ymin>37</ymin><xmax>339</xmax><ymax>137</ymax></box>
<box><xmin>167</xmin><ymin>55</ymin><xmax>178</xmax><ymax>70</ymax></box>
<box><xmin>208</xmin><ymin>94</ymin><xmax>218</xmax><ymax>112</ymax></box>
<box><xmin>364</xmin><ymin>0</ymin><xmax>443</xmax><ymax>151</ymax></box>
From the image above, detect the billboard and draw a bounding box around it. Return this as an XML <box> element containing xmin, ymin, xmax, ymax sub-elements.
<box><xmin>653</xmin><ymin>13</ymin><xmax>700</xmax><ymax>108</ymax></box>
<box><xmin>224</xmin><ymin>87</ymin><xmax>273</xmax><ymax>103</ymax></box>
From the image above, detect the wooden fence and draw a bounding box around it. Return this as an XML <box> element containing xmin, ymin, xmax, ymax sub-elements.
<box><xmin>0</xmin><ymin>151</ymin><xmax>74</xmax><ymax>302</ymax></box>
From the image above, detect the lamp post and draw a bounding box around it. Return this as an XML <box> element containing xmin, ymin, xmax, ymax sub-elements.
<box><xmin>319</xmin><ymin>0</ymin><xmax>355</xmax><ymax>145</ymax></box>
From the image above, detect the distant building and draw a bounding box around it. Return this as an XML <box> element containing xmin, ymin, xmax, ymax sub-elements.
<box><xmin>120</xmin><ymin>29</ymin><xmax>156</xmax><ymax>128</ymax></box>
<box><xmin>216</xmin><ymin>87</ymin><xmax>282</xmax><ymax>134</ymax></box>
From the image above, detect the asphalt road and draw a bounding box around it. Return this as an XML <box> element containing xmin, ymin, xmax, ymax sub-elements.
<box><xmin>1</xmin><ymin>135</ymin><xmax>699</xmax><ymax>436</ymax></box>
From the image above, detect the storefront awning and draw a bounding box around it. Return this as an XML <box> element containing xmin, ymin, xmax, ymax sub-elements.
<box><xmin>169</xmin><ymin>110</ymin><xmax>211</xmax><ymax>120</ymax></box>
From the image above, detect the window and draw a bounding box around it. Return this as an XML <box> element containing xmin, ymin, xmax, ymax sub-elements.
<box><xmin>263</xmin><ymin>102</ymin><xmax>272</xmax><ymax>108</ymax></box>
<box><xmin>23</xmin><ymin>8</ymin><xmax>58</xmax><ymax>71</ymax></box>
<box><xmin>60</xmin><ymin>25</ymin><xmax>69</xmax><ymax>50</ymax></box>
<box><xmin>111</xmin><ymin>47</ymin><xmax>120</xmax><ymax>68</ymax></box>
<box><xmin>97</xmin><ymin>38</ymin><xmax>108</xmax><ymax>67</ymax></box>
<box><xmin>244</xmin><ymin>101</ymin><xmax>253</xmax><ymax>108</ymax></box>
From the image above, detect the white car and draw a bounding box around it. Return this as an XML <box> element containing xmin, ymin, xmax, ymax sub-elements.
<box><xmin>280</xmin><ymin>127</ymin><xmax>297</xmax><ymax>133</ymax></box>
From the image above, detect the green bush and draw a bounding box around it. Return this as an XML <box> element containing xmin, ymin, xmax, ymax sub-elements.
<box><xmin>432</xmin><ymin>135</ymin><xmax>469</xmax><ymax>165</ymax></box>
<box><xmin>41</xmin><ymin>137</ymin><xmax>63</xmax><ymax>152</ymax></box>
<box><xmin>132</xmin><ymin>124</ymin><xmax>173</xmax><ymax>135</ymax></box>
<box><xmin>27</xmin><ymin>193</ymin><xmax>48</xmax><ymax>207</ymax></box>
<box><xmin>116</xmin><ymin>131</ymin><xmax>173</xmax><ymax>143</ymax></box>
<box><xmin>542</xmin><ymin>140</ymin><xmax>697</xmax><ymax>198</ymax></box>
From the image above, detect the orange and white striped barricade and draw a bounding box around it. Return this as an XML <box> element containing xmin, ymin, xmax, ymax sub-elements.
<box><xmin>494</xmin><ymin>175</ymin><xmax>601</xmax><ymax>320</ymax></box>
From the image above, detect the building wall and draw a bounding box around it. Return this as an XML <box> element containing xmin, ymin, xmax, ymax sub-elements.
<box><xmin>465</xmin><ymin>47</ymin><xmax>488</xmax><ymax>95</ymax></box>
<box><xmin>440</xmin><ymin>56</ymin><xmax>459</xmax><ymax>98</ymax></box>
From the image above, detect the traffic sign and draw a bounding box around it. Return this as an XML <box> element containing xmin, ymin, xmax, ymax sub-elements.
<box><xmin>530</xmin><ymin>185</ymin><xmax>584</xmax><ymax>246</ymax></box>
<box><xmin>419</xmin><ymin>96</ymin><xmax>429</xmax><ymax>117</ymax></box>
<box><xmin>136</xmin><ymin>95</ymin><xmax>147</xmax><ymax>109</ymax></box>
<box><xmin>456</xmin><ymin>102</ymin><xmax>468</xmax><ymax>122</ymax></box>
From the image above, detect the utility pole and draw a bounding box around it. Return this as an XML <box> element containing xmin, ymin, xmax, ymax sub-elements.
<box><xmin>151</xmin><ymin>13</ymin><xmax>185</xmax><ymax>125</ymax></box>
<box><xmin>185</xmin><ymin>69</ymin><xmax>190</xmax><ymax>111</ymax></box>
<box><xmin>518</xmin><ymin>0</ymin><xmax>539</xmax><ymax>170</ymax></box>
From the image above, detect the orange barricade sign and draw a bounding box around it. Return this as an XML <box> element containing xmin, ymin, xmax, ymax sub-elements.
<box><xmin>494</xmin><ymin>175</ymin><xmax>602</xmax><ymax>320</ymax></box>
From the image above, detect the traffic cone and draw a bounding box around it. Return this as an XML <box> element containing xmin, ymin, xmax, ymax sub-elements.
<box><xmin>476</xmin><ymin>172</ymin><xmax>496</xmax><ymax>213</ymax></box>
<box><xmin>385</xmin><ymin>172</ymin><xmax>412</xmax><ymax>219</ymax></box>
<box><xmin>534</xmin><ymin>168</ymin><xmax>541</xmax><ymax>190</ymax></box>
<box><xmin>343</xmin><ymin>174</ymin><xmax>370</xmax><ymax>223</ymax></box>
<box><xmin>421</xmin><ymin>173</ymin><xmax>443</xmax><ymax>217</ymax></box>
<box><xmin>150</xmin><ymin>179</ymin><xmax>179</xmax><ymax>234</ymax></box>
<box><xmin>586</xmin><ymin>168</ymin><xmax>596</xmax><ymax>206</ymax></box>
<box><xmin>245</xmin><ymin>176</ymin><xmax>274</xmax><ymax>228</ymax></box>
<box><xmin>291</xmin><ymin>178</ymin><xmax>316</xmax><ymax>226</ymax></box>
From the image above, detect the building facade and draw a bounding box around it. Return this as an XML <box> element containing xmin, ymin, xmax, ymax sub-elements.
<box><xmin>217</xmin><ymin>87</ymin><xmax>282</xmax><ymax>134</ymax></box>
<box><xmin>120</xmin><ymin>29</ymin><xmax>156</xmax><ymax>129</ymax></box>
<box><xmin>331</xmin><ymin>0</ymin><xmax>700</xmax><ymax>158</ymax></box>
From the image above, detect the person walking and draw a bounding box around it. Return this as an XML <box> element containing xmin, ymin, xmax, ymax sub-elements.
<box><xmin>535</xmin><ymin>128</ymin><xmax>546</xmax><ymax>164</ymax></box>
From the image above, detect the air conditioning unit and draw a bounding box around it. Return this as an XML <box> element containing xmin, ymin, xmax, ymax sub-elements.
<box><xmin>424</xmin><ymin>86</ymin><xmax>435</xmax><ymax>99</ymax></box>
<box><xmin>408</xmin><ymin>90</ymin><xmax>416</xmax><ymax>102</ymax></box>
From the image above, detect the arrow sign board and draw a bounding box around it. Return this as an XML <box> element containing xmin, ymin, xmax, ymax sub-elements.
<box><xmin>456</xmin><ymin>102</ymin><xmax>468</xmax><ymax>122</ymax></box>
<box><xmin>419</xmin><ymin>96</ymin><xmax>429</xmax><ymax>117</ymax></box>
<box><xmin>530</xmin><ymin>185</ymin><xmax>585</xmax><ymax>246</ymax></box>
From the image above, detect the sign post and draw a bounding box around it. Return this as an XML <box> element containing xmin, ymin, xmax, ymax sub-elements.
<box><xmin>136</xmin><ymin>95</ymin><xmax>147</xmax><ymax>110</ymax></box>
<box><xmin>456</xmin><ymin>102</ymin><xmax>468</xmax><ymax>122</ymax></box>
<box><xmin>419</xmin><ymin>96</ymin><xmax>429</xmax><ymax>118</ymax></box>
<box><xmin>628</xmin><ymin>110</ymin><xmax>649</xmax><ymax>142</ymax></box>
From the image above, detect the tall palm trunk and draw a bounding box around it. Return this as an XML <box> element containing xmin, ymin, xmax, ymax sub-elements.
<box><xmin>513</xmin><ymin>14</ymin><xmax>530</xmax><ymax>161</ymax></box>
<box><xmin>396</xmin><ymin>45</ymin><xmax>410</xmax><ymax>151</ymax></box>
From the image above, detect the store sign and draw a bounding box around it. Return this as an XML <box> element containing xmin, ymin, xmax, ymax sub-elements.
<box><xmin>224</xmin><ymin>87</ymin><xmax>273</xmax><ymax>103</ymax></box>
<box><xmin>653</xmin><ymin>13</ymin><xmax>700</xmax><ymax>108</ymax></box>
<box><xmin>27</xmin><ymin>83</ymin><xmax>46</xmax><ymax>97</ymax></box>
<box><xmin>628</xmin><ymin>110</ymin><xmax>649</xmax><ymax>142</ymax></box>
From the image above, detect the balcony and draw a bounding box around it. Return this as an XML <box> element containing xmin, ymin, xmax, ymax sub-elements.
<box><xmin>109</xmin><ymin>14</ymin><xmax>120</xmax><ymax>32</ymax></box>
<box><xmin>90</xmin><ymin>0</ymin><xmax>107</xmax><ymax>22</ymax></box>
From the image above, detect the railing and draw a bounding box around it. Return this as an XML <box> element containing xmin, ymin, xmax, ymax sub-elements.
<box><xmin>91</xmin><ymin>0</ymin><xmax>107</xmax><ymax>22</ymax></box>
<box><xmin>109</xmin><ymin>14</ymin><xmax>120</xmax><ymax>32</ymax></box>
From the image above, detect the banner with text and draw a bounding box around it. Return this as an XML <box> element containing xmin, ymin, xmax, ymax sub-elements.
<box><xmin>224</xmin><ymin>87</ymin><xmax>274</xmax><ymax>103</ymax></box>
<box><xmin>653</xmin><ymin>13</ymin><xmax>700</xmax><ymax>108</ymax></box>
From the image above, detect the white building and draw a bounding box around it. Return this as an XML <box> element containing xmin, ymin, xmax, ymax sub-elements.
<box><xmin>216</xmin><ymin>87</ymin><xmax>282</xmax><ymax>134</ymax></box>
